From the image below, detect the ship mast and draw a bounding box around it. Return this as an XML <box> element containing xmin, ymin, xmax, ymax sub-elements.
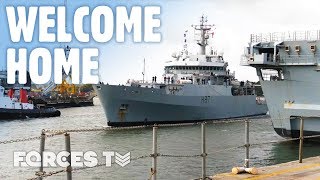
<box><xmin>192</xmin><ymin>15</ymin><xmax>215</xmax><ymax>55</ymax></box>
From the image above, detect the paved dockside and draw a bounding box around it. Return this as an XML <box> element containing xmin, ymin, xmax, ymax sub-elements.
<box><xmin>213</xmin><ymin>156</ymin><xmax>320</xmax><ymax>179</ymax></box>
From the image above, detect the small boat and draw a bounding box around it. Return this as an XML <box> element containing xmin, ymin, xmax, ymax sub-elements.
<box><xmin>0</xmin><ymin>86</ymin><xmax>60</xmax><ymax>120</ymax></box>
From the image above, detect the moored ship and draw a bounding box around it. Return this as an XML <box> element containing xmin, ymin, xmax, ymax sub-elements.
<box><xmin>0</xmin><ymin>86</ymin><xmax>60</xmax><ymax>120</ymax></box>
<box><xmin>242</xmin><ymin>30</ymin><xmax>320</xmax><ymax>138</ymax></box>
<box><xmin>95</xmin><ymin>16</ymin><xmax>268</xmax><ymax>126</ymax></box>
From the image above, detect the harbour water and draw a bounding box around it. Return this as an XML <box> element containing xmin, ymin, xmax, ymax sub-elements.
<box><xmin>1</xmin><ymin>98</ymin><xmax>320</xmax><ymax>180</ymax></box>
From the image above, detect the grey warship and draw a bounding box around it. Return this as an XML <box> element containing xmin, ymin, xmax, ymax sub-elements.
<box><xmin>242</xmin><ymin>30</ymin><xmax>320</xmax><ymax>138</ymax></box>
<box><xmin>95</xmin><ymin>16</ymin><xmax>268</xmax><ymax>126</ymax></box>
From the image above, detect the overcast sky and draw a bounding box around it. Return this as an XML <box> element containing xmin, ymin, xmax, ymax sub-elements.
<box><xmin>1</xmin><ymin>0</ymin><xmax>320</xmax><ymax>84</ymax></box>
<box><xmin>94</xmin><ymin>0</ymin><xmax>320</xmax><ymax>84</ymax></box>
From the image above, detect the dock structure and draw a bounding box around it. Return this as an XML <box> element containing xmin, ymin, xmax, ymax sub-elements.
<box><xmin>213</xmin><ymin>156</ymin><xmax>320</xmax><ymax>179</ymax></box>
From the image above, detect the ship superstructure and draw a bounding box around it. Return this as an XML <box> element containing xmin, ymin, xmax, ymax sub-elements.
<box><xmin>242</xmin><ymin>30</ymin><xmax>320</xmax><ymax>137</ymax></box>
<box><xmin>95</xmin><ymin>16</ymin><xmax>267</xmax><ymax>126</ymax></box>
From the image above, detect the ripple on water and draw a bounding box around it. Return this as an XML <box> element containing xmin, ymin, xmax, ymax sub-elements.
<box><xmin>0</xmin><ymin>103</ymin><xmax>319</xmax><ymax>179</ymax></box>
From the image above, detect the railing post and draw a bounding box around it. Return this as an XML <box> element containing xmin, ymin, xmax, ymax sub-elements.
<box><xmin>245</xmin><ymin>119</ymin><xmax>250</xmax><ymax>168</ymax></box>
<box><xmin>299</xmin><ymin>117</ymin><xmax>304</xmax><ymax>163</ymax></box>
<box><xmin>201</xmin><ymin>122</ymin><xmax>207</xmax><ymax>180</ymax></box>
<box><xmin>65</xmin><ymin>133</ymin><xmax>72</xmax><ymax>180</ymax></box>
<box><xmin>38</xmin><ymin>130</ymin><xmax>46</xmax><ymax>180</ymax></box>
<box><xmin>152</xmin><ymin>125</ymin><xmax>158</xmax><ymax>180</ymax></box>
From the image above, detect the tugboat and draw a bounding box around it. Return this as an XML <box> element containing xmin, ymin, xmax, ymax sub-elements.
<box><xmin>0</xmin><ymin>86</ymin><xmax>61</xmax><ymax>120</ymax></box>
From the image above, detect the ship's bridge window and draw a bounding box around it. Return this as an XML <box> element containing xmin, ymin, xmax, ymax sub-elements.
<box><xmin>258</xmin><ymin>48</ymin><xmax>273</xmax><ymax>54</ymax></box>
<box><xmin>200</xmin><ymin>67</ymin><xmax>203</xmax><ymax>70</ymax></box>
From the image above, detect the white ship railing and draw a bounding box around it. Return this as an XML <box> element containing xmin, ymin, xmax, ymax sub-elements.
<box><xmin>250</xmin><ymin>30</ymin><xmax>320</xmax><ymax>43</ymax></box>
<box><xmin>241</xmin><ymin>54</ymin><xmax>319</xmax><ymax>66</ymax></box>
<box><xmin>279</xmin><ymin>55</ymin><xmax>319</xmax><ymax>65</ymax></box>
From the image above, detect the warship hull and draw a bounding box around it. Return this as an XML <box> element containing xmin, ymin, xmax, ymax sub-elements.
<box><xmin>94</xmin><ymin>84</ymin><xmax>268</xmax><ymax>126</ymax></box>
<box><xmin>260</xmin><ymin>67</ymin><xmax>320</xmax><ymax>138</ymax></box>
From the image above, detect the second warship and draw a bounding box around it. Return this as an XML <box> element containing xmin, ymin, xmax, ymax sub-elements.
<box><xmin>242</xmin><ymin>30</ymin><xmax>320</xmax><ymax>138</ymax></box>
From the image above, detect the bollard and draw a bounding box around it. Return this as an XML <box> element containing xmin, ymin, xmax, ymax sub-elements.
<box><xmin>65</xmin><ymin>133</ymin><xmax>72</xmax><ymax>180</ymax></box>
<box><xmin>201</xmin><ymin>122</ymin><xmax>207</xmax><ymax>180</ymax></box>
<box><xmin>232</xmin><ymin>167</ymin><xmax>258</xmax><ymax>175</ymax></box>
<box><xmin>244</xmin><ymin>119</ymin><xmax>250</xmax><ymax>168</ymax></box>
<box><xmin>230</xmin><ymin>120</ymin><xmax>258</xmax><ymax>175</ymax></box>
<box><xmin>299</xmin><ymin>117</ymin><xmax>304</xmax><ymax>163</ymax></box>
<box><xmin>152</xmin><ymin>125</ymin><xmax>158</xmax><ymax>180</ymax></box>
<box><xmin>39</xmin><ymin>130</ymin><xmax>46</xmax><ymax>180</ymax></box>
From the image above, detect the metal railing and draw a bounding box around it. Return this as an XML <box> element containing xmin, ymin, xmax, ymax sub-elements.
<box><xmin>242</xmin><ymin>54</ymin><xmax>319</xmax><ymax>66</ymax></box>
<box><xmin>251</xmin><ymin>30</ymin><xmax>320</xmax><ymax>43</ymax></box>
<box><xmin>0</xmin><ymin>117</ymin><xmax>319</xmax><ymax>180</ymax></box>
<box><xmin>279</xmin><ymin>55</ymin><xmax>319</xmax><ymax>65</ymax></box>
